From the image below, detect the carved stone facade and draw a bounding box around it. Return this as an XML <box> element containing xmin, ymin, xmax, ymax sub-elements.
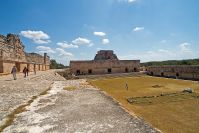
<box><xmin>147</xmin><ymin>66</ymin><xmax>199</xmax><ymax>80</ymax></box>
<box><xmin>0</xmin><ymin>33</ymin><xmax>50</xmax><ymax>74</ymax></box>
<box><xmin>70</xmin><ymin>50</ymin><xmax>140</xmax><ymax>75</ymax></box>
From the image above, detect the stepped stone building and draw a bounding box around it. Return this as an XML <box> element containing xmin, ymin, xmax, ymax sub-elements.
<box><xmin>70</xmin><ymin>50</ymin><xmax>140</xmax><ymax>75</ymax></box>
<box><xmin>147</xmin><ymin>65</ymin><xmax>199</xmax><ymax>80</ymax></box>
<box><xmin>0</xmin><ymin>33</ymin><xmax>50</xmax><ymax>74</ymax></box>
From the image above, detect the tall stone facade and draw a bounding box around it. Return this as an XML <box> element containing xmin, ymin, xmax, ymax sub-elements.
<box><xmin>147</xmin><ymin>66</ymin><xmax>199</xmax><ymax>80</ymax></box>
<box><xmin>70</xmin><ymin>50</ymin><xmax>140</xmax><ymax>75</ymax></box>
<box><xmin>0</xmin><ymin>33</ymin><xmax>50</xmax><ymax>74</ymax></box>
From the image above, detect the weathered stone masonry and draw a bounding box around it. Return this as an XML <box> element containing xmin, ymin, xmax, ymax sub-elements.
<box><xmin>147</xmin><ymin>65</ymin><xmax>199</xmax><ymax>80</ymax></box>
<box><xmin>0</xmin><ymin>33</ymin><xmax>50</xmax><ymax>74</ymax></box>
<box><xmin>70</xmin><ymin>50</ymin><xmax>140</xmax><ymax>75</ymax></box>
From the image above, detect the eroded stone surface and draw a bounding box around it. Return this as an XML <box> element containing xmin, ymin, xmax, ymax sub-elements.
<box><xmin>1</xmin><ymin>71</ymin><xmax>159</xmax><ymax>133</ymax></box>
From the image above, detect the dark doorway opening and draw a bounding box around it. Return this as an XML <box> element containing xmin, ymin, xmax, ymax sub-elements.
<box><xmin>125</xmin><ymin>68</ymin><xmax>128</xmax><ymax>72</ymax></box>
<box><xmin>161</xmin><ymin>72</ymin><xmax>164</xmax><ymax>76</ymax></box>
<box><xmin>15</xmin><ymin>62</ymin><xmax>20</xmax><ymax>72</ymax></box>
<box><xmin>108</xmin><ymin>68</ymin><xmax>112</xmax><ymax>73</ymax></box>
<box><xmin>176</xmin><ymin>73</ymin><xmax>179</xmax><ymax>77</ymax></box>
<box><xmin>76</xmin><ymin>70</ymin><xmax>80</xmax><ymax>75</ymax></box>
<box><xmin>134</xmin><ymin>68</ymin><xmax>137</xmax><ymax>72</ymax></box>
<box><xmin>88</xmin><ymin>69</ymin><xmax>92</xmax><ymax>74</ymax></box>
<box><xmin>151</xmin><ymin>72</ymin><xmax>154</xmax><ymax>76</ymax></box>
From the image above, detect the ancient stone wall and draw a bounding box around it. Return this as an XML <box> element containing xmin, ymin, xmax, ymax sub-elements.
<box><xmin>70</xmin><ymin>50</ymin><xmax>140</xmax><ymax>75</ymax></box>
<box><xmin>147</xmin><ymin>66</ymin><xmax>199</xmax><ymax>80</ymax></box>
<box><xmin>0</xmin><ymin>33</ymin><xmax>50</xmax><ymax>74</ymax></box>
<box><xmin>94</xmin><ymin>50</ymin><xmax>118</xmax><ymax>60</ymax></box>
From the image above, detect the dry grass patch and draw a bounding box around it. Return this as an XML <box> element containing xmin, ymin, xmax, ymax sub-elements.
<box><xmin>63</xmin><ymin>86</ymin><xmax>76</xmax><ymax>91</ymax></box>
<box><xmin>89</xmin><ymin>76</ymin><xmax>199</xmax><ymax>133</ymax></box>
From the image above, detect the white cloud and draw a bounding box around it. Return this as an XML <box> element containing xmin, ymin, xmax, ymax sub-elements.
<box><xmin>20</xmin><ymin>30</ymin><xmax>51</xmax><ymax>44</ymax></box>
<box><xmin>118</xmin><ymin>0</ymin><xmax>137</xmax><ymax>3</ymax></box>
<box><xmin>133</xmin><ymin>27</ymin><xmax>144</xmax><ymax>32</ymax></box>
<box><xmin>128</xmin><ymin>0</ymin><xmax>136</xmax><ymax>3</ymax></box>
<box><xmin>179</xmin><ymin>42</ymin><xmax>192</xmax><ymax>53</ymax></box>
<box><xmin>93</xmin><ymin>32</ymin><xmax>106</xmax><ymax>37</ymax></box>
<box><xmin>119</xmin><ymin>45</ymin><xmax>197</xmax><ymax>62</ymax></box>
<box><xmin>102</xmin><ymin>39</ymin><xmax>110</xmax><ymax>44</ymax></box>
<box><xmin>57</xmin><ymin>41</ymin><xmax>78</xmax><ymax>48</ymax></box>
<box><xmin>56</xmin><ymin>48</ymin><xmax>73</xmax><ymax>57</ymax></box>
<box><xmin>158</xmin><ymin>49</ymin><xmax>169</xmax><ymax>53</ymax></box>
<box><xmin>96</xmin><ymin>47</ymin><xmax>102</xmax><ymax>50</ymax></box>
<box><xmin>72</xmin><ymin>37</ymin><xmax>91</xmax><ymax>45</ymax></box>
<box><xmin>36</xmin><ymin>46</ymin><xmax>55</xmax><ymax>53</ymax></box>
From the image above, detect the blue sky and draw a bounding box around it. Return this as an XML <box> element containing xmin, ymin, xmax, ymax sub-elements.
<box><xmin>0</xmin><ymin>0</ymin><xmax>199</xmax><ymax>65</ymax></box>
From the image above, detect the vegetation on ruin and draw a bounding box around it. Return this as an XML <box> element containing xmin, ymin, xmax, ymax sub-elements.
<box><xmin>89</xmin><ymin>76</ymin><xmax>199</xmax><ymax>133</ymax></box>
<box><xmin>50</xmin><ymin>59</ymin><xmax>68</xmax><ymax>69</ymax></box>
<box><xmin>142</xmin><ymin>58</ymin><xmax>199</xmax><ymax>66</ymax></box>
<box><xmin>0</xmin><ymin>87</ymin><xmax>51</xmax><ymax>132</ymax></box>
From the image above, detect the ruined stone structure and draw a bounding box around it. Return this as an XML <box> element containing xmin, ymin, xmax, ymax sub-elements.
<box><xmin>70</xmin><ymin>50</ymin><xmax>140</xmax><ymax>75</ymax></box>
<box><xmin>0</xmin><ymin>33</ymin><xmax>50</xmax><ymax>74</ymax></box>
<box><xmin>147</xmin><ymin>66</ymin><xmax>199</xmax><ymax>80</ymax></box>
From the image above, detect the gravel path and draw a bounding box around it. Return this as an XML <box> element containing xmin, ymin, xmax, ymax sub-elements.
<box><xmin>0</xmin><ymin>71</ymin><xmax>159</xmax><ymax>133</ymax></box>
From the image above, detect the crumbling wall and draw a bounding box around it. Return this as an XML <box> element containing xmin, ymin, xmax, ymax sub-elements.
<box><xmin>0</xmin><ymin>33</ymin><xmax>50</xmax><ymax>74</ymax></box>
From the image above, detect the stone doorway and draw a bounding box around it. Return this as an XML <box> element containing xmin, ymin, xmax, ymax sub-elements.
<box><xmin>108</xmin><ymin>68</ymin><xmax>112</xmax><ymax>73</ymax></box>
<box><xmin>125</xmin><ymin>68</ymin><xmax>128</xmax><ymax>72</ymax></box>
<box><xmin>161</xmin><ymin>72</ymin><xmax>164</xmax><ymax>76</ymax></box>
<box><xmin>76</xmin><ymin>70</ymin><xmax>80</xmax><ymax>75</ymax></box>
<box><xmin>15</xmin><ymin>62</ymin><xmax>20</xmax><ymax>72</ymax></box>
<box><xmin>88</xmin><ymin>69</ymin><xmax>92</xmax><ymax>74</ymax></box>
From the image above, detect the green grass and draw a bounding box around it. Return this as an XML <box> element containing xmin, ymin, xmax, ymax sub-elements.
<box><xmin>63</xmin><ymin>86</ymin><xmax>76</xmax><ymax>91</ymax></box>
<box><xmin>89</xmin><ymin>76</ymin><xmax>199</xmax><ymax>133</ymax></box>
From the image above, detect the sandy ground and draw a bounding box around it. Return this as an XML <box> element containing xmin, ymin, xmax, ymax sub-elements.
<box><xmin>0</xmin><ymin>71</ymin><xmax>158</xmax><ymax>133</ymax></box>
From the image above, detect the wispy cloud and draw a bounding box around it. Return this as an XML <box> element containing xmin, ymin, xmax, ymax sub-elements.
<box><xmin>119</xmin><ymin>44</ymin><xmax>196</xmax><ymax>62</ymax></box>
<box><xmin>93</xmin><ymin>31</ymin><xmax>106</xmax><ymax>37</ymax></box>
<box><xmin>133</xmin><ymin>27</ymin><xmax>144</xmax><ymax>32</ymax></box>
<box><xmin>118</xmin><ymin>0</ymin><xmax>137</xmax><ymax>3</ymax></box>
<box><xmin>128</xmin><ymin>0</ymin><xmax>136</xmax><ymax>3</ymax></box>
<box><xmin>56</xmin><ymin>48</ymin><xmax>73</xmax><ymax>57</ymax></box>
<box><xmin>20</xmin><ymin>30</ymin><xmax>51</xmax><ymax>44</ymax></box>
<box><xmin>102</xmin><ymin>39</ymin><xmax>110</xmax><ymax>44</ymax></box>
<box><xmin>179</xmin><ymin>42</ymin><xmax>192</xmax><ymax>53</ymax></box>
<box><xmin>72</xmin><ymin>37</ymin><xmax>92</xmax><ymax>46</ymax></box>
<box><xmin>57</xmin><ymin>41</ymin><xmax>78</xmax><ymax>48</ymax></box>
<box><xmin>36</xmin><ymin>46</ymin><xmax>55</xmax><ymax>53</ymax></box>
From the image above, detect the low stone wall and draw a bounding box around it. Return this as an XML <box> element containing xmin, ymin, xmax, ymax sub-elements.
<box><xmin>147</xmin><ymin>65</ymin><xmax>199</xmax><ymax>80</ymax></box>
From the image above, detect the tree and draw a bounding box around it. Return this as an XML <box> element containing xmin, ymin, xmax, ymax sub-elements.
<box><xmin>50</xmin><ymin>59</ymin><xmax>66</xmax><ymax>69</ymax></box>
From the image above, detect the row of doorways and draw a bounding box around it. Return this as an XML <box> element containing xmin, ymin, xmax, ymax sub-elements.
<box><xmin>76</xmin><ymin>68</ymin><xmax>138</xmax><ymax>75</ymax></box>
<box><xmin>150</xmin><ymin>72</ymin><xmax>180</xmax><ymax>77</ymax></box>
<box><xmin>15</xmin><ymin>62</ymin><xmax>42</xmax><ymax>72</ymax></box>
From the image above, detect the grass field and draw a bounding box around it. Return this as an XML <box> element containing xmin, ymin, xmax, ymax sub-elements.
<box><xmin>89</xmin><ymin>76</ymin><xmax>199</xmax><ymax>133</ymax></box>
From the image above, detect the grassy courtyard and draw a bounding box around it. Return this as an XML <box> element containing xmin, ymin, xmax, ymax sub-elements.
<box><xmin>89</xmin><ymin>76</ymin><xmax>199</xmax><ymax>133</ymax></box>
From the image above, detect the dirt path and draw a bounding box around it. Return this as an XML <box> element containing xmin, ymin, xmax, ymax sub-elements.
<box><xmin>0</xmin><ymin>72</ymin><xmax>158</xmax><ymax>133</ymax></box>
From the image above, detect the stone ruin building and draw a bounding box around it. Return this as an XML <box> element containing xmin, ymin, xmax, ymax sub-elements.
<box><xmin>70</xmin><ymin>50</ymin><xmax>140</xmax><ymax>75</ymax></box>
<box><xmin>147</xmin><ymin>65</ymin><xmax>199</xmax><ymax>80</ymax></box>
<box><xmin>0</xmin><ymin>33</ymin><xmax>50</xmax><ymax>74</ymax></box>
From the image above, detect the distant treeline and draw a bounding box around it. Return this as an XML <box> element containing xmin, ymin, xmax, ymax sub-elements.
<box><xmin>141</xmin><ymin>59</ymin><xmax>199</xmax><ymax>67</ymax></box>
<box><xmin>50</xmin><ymin>59</ymin><xmax>69</xmax><ymax>69</ymax></box>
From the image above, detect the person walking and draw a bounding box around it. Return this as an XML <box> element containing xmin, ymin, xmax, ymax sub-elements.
<box><xmin>23</xmin><ymin>67</ymin><xmax>27</xmax><ymax>78</ymax></box>
<box><xmin>125</xmin><ymin>82</ymin><xmax>128</xmax><ymax>91</ymax></box>
<box><xmin>11</xmin><ymin>66</ymin><xmax>17</xmax><ymax>80</ymax></box>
